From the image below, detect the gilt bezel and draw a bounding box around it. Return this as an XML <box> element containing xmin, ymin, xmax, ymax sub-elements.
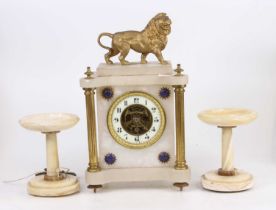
<box><xmin>107</xmin><ymin>91</ymin><xmax>166</xmax><ymax>149</ymax></box>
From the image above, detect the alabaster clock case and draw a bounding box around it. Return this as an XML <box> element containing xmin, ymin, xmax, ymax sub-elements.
<box><xmin>80</xmin><ymin>62</ymin><xmax>189</xmax><ymax>191</ymax></box>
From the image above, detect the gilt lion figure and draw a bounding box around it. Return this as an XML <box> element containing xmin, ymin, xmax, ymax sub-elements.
<box><xmin>97</xmin><ymin>13</ymin><xmax>172</xmax><ymax>65</ymax></box>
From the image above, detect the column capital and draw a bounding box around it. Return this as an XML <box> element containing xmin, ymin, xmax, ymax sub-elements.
<box><xmin>83</xmin><ymin>88</ymin><xmax>96</xmax><ymax>96</ymax></box>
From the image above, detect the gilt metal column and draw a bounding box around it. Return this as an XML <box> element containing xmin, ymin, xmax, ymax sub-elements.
<box><xmin>83</xmin><ymin>67</ymin><xmax>101</xmax><ymax>172</ymax></box>
<box><xmin>174</xmin><ymin>64</ymin><xmax>188</xmax><ymax>170</ymax></box>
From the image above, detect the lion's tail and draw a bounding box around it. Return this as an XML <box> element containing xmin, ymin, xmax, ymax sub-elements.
<box><xmin>97</xmin><ymin>33</ymin><xmax>113</xmax><ymax>50</ymax></box>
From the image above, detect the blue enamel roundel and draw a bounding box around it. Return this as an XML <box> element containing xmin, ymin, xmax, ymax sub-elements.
<box><xmin>159</xmin><ymin>87</ymin><xmax>170</xmax><ymax>99</ymax></box>
<box><xmin>158</xmin><ymin>152</ymin><xmax>170</xmax><ymax>163</ymax></box>
<box><xmin>104</xmin><ymin>153</ymin><xmax>116</xmax><ymax>165</ymax></box>
<box><xmin>102</xmin><ymin>87</ymin><xmax>114</xmax><ymax>99</ymax></box>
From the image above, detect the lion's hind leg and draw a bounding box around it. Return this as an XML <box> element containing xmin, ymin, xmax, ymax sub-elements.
<box><xmin>105</xmin><ymin>48</ymin><xmax>119</xmax><ymax>64</ymax></box>
<box><xmin>117</xmin><ymin>42</ymin><xmax>130</xmax><ymax>65</ymax></box>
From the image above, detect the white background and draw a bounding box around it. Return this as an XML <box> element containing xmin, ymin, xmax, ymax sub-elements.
<box><xmin>0</xmin><ymin>0</ymin><xmax>276</xmax><ymax>209</ymax></box>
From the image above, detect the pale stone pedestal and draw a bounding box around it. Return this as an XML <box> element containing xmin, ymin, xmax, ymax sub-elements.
<box><xmin>19</xmin><ymin>113</ymin><xmax>80</xmax><ymax>197</ymax></box>
<box><xmin>198</xmin><ymin>108</ymin><xmax>257</xmax><ymax>192</ymax></box>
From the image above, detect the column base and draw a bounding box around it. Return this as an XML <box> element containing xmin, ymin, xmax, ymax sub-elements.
<box><xmin>27</xmin><ymin>174</ymin><xmax>80</xmax><ymax>197</ymax></box>
<box><xmin>201</xmin><ymin>170</ymin><xmax>253</xmax><ymax>192</ymax></box>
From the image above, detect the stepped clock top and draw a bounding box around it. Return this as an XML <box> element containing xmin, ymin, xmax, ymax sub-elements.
<box><xmin>97</xmin><ymin>13</ymin><xmax>171</xmax><ymax>65</ymax></box>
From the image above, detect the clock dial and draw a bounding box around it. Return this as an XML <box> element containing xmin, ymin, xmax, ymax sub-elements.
<box><xmin>107</xmin><ymin>92</ymin><xmax>166</xmax><ymax>149</ymax></box>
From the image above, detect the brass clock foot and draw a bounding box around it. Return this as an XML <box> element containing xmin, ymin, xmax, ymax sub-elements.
<box><xmin>173</xmin><ymin>182</ymin><xmax>189</xmax><ymax>191</ymax></box>
<box><xmin>88</xmin><ymin>185</ymin><xmax>103</xmax><ymax>193</ymax></box>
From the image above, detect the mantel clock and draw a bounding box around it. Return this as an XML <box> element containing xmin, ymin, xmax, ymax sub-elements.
<box><xmin>80</xmin><ymin>63</ymin><xmax>190</xmax><ymax>192</ymax></box>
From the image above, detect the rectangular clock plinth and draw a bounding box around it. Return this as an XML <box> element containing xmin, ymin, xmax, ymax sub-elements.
<box><xmin>86</xmin><ymin>167</ymin><xmax>190</xmax><ymax>185</ymax></box>
<box><xmin>96</xmin><ymin>62</ymin><xmax>173</xmax><ymax>76</ymax></box>
<box><xmin>80</xmin><ymin>62</ymin><xmax>188</xmax><ymax>88</ymax></box>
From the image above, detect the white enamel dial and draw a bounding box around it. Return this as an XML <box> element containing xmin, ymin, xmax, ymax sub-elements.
<box><xmin>107</xmin><ymin>92</ymin><xmax>166</xmax><ymax>149</ymax></box>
